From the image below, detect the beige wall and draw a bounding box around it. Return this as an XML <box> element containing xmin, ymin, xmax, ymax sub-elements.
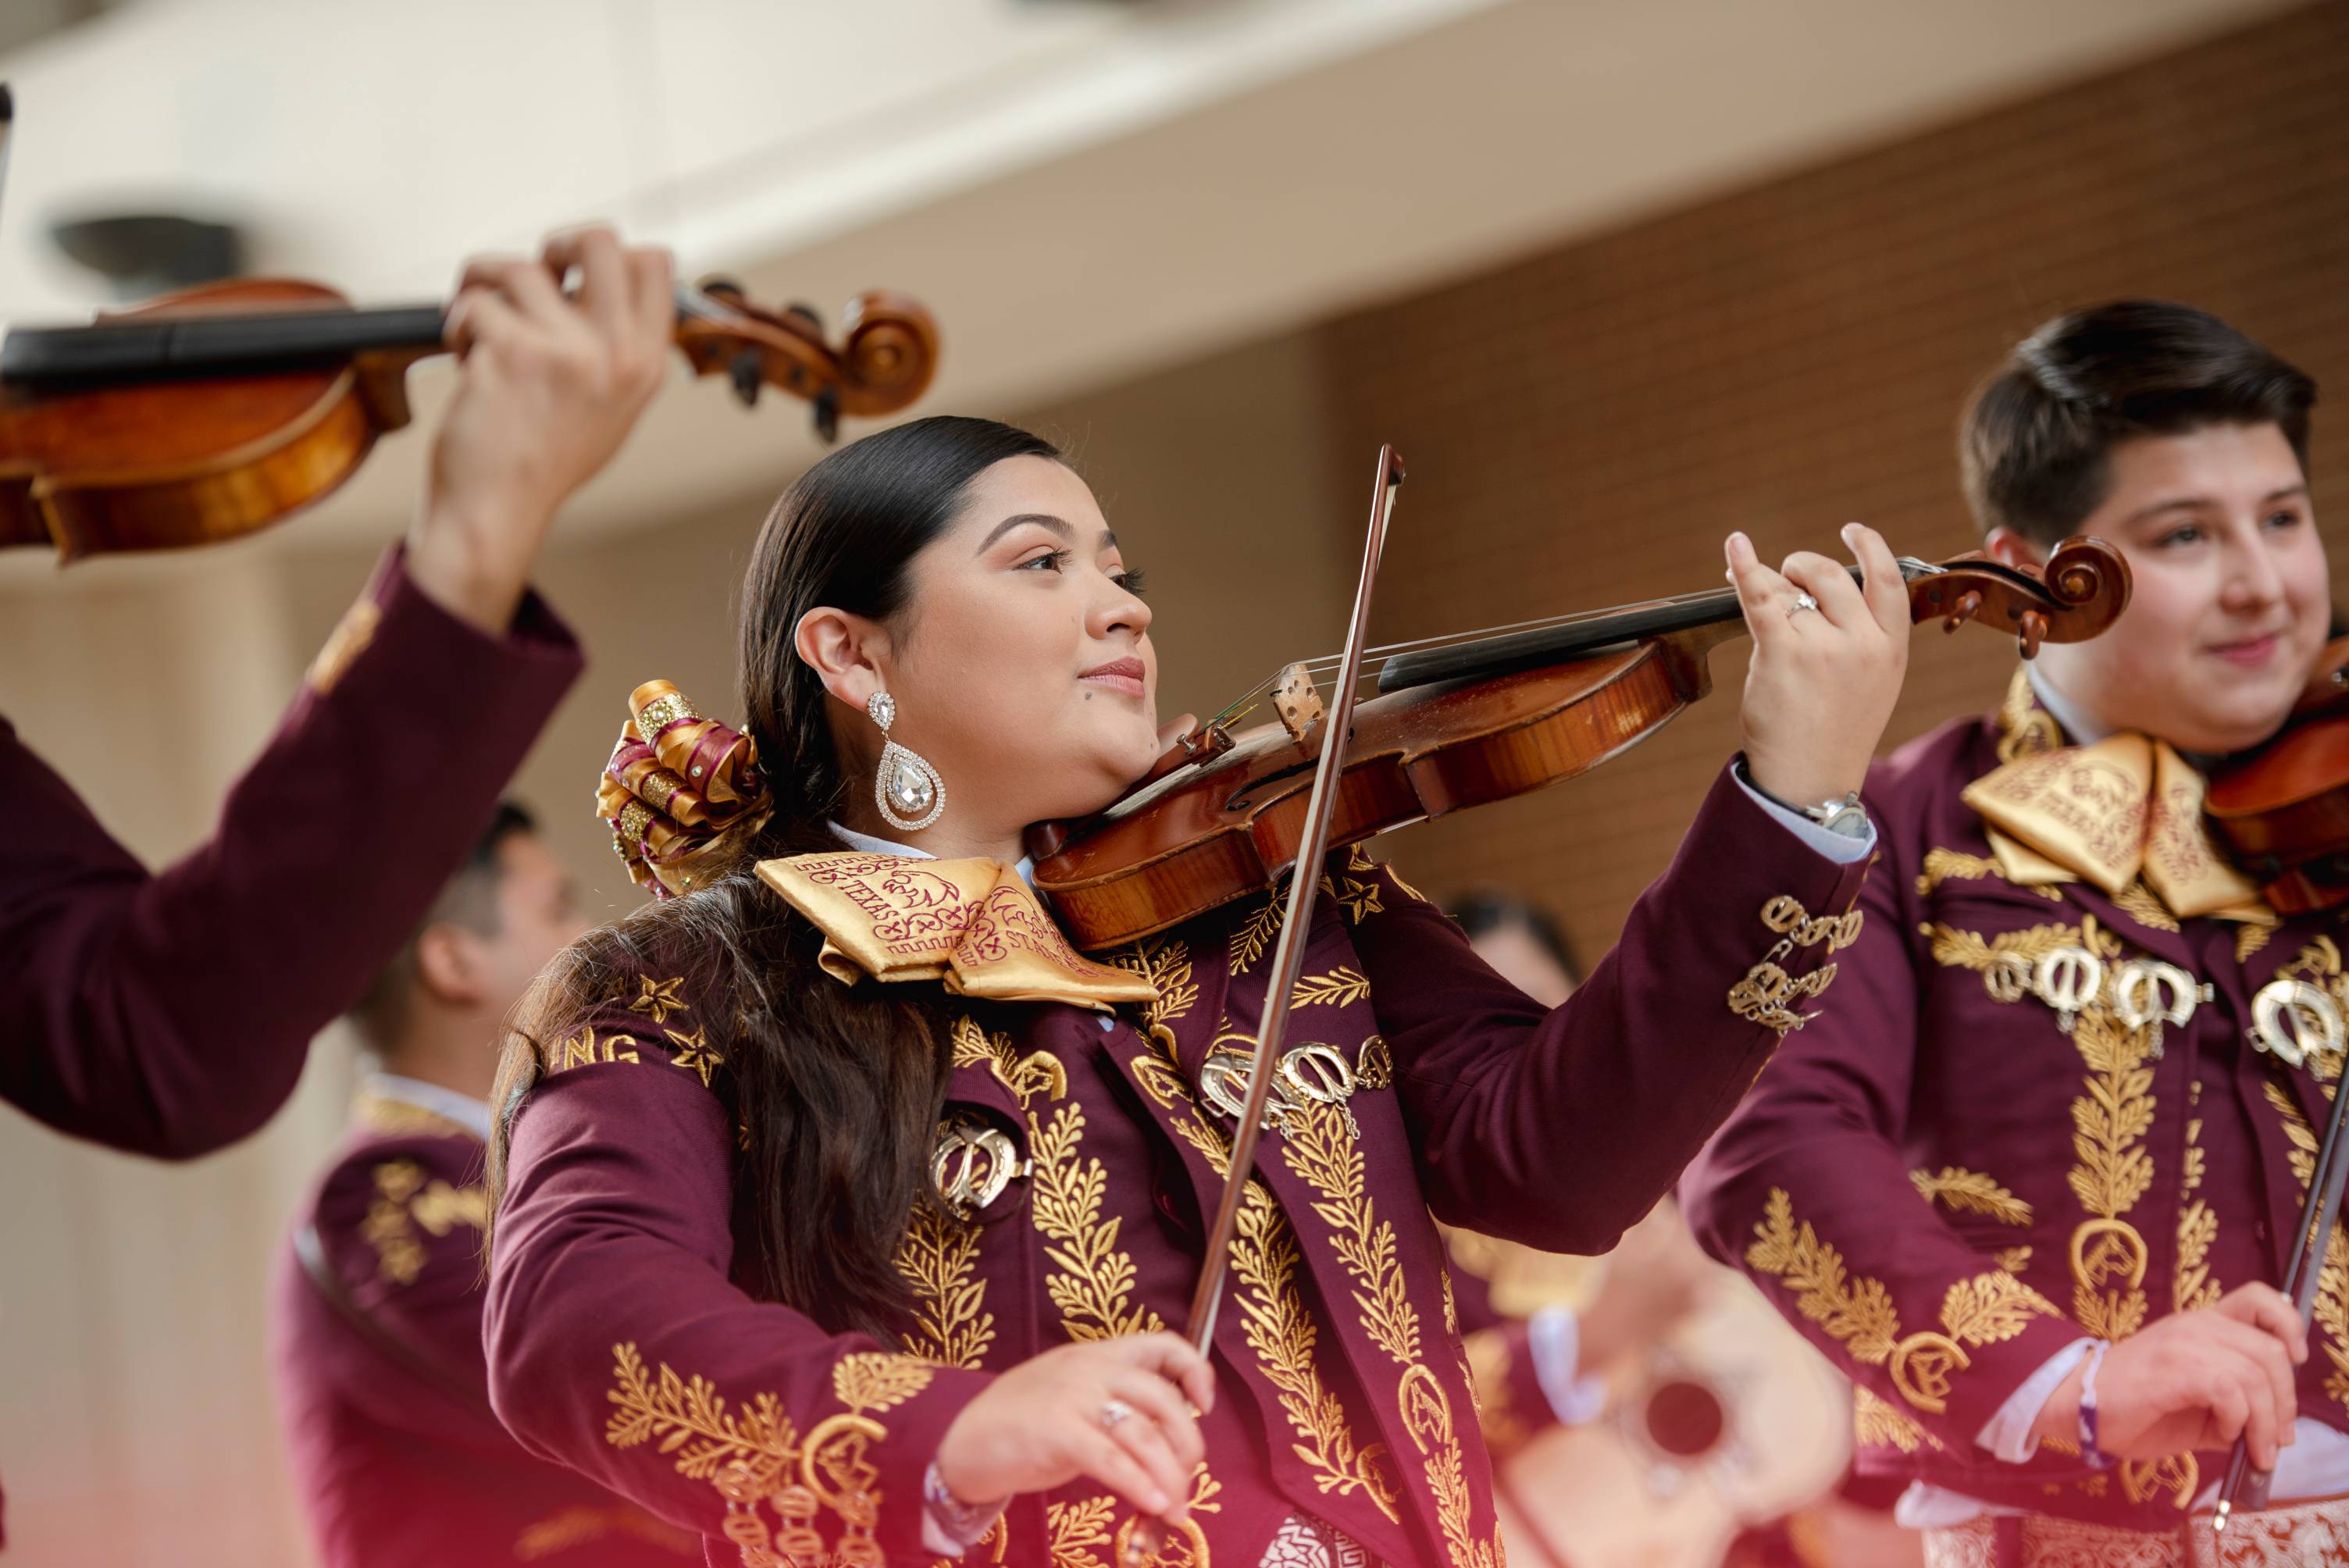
<box><xmin>0</xmin><ymin>329</ymin><xmax>1339</xmax><ymax>1565</ymax></box>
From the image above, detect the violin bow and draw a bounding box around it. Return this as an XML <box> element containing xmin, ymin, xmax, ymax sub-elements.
<box><xmin>1120</xmin><ymin>444</ymin><xmax>1404</xmax><ymax>1565</ymax></box>
<box><xmin>2214</xmin><ymin>1039</ymin><xmax>2349</xmax><ymax>1531</ymax></box>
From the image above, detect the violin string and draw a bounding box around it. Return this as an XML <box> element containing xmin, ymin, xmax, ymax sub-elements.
<box><xmin>1201</xmin><ymin>584</ymin><xmax>1745</xmax><ymax>727</ymax></box>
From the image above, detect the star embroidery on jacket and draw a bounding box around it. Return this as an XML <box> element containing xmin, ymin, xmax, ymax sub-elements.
<box><xmin>1320</xmin><ymin>873</ymin><xmax>1383</xmax><ymax>924</ymax></box>
<box><xmin>629</xmin><ymin>975</ymin><xmax>690</xmax><ymax>1024</ymax></box>
<box><xmin>665</xmin><ymin>1025</ymin><xmax>721</xmax><ymax>1087</ymax></box>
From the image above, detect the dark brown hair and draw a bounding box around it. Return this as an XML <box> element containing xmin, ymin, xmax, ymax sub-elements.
<box><xmin>487</xmin><ymin>416</ymin><xmax>1063</xmax><ymax>1338</ymax></box>
<box><xmin>350</xmin><ymin>800</ymin><xmax>536</xmax><ymax>1053</ymax></box>
<box><xmin>1960</xmin><ymin>299</ymin><xmax>2316</xmax><ymax>547</ymax></box>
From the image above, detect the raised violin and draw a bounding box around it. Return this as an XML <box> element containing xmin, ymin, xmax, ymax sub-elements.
<box><xmin>0</xmin><ymin>274</ymin><xmax>939</xmax><ymax>561</ymax></box>
<box><xmin>1028</xmin><ymin>458</ymin><xmax>2133</xmax><ymax>950</ymax></box>
<box><xmin>2203</xmin><ymin>636</ymin><xmax>2349</xmax><ymax>912</ymax></box>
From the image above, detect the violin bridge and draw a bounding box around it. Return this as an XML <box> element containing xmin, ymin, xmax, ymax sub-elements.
<box><xmin>1271</xmin><ymin>662</ymin><xmax>1326</xmax><ymax>744</ymax></box>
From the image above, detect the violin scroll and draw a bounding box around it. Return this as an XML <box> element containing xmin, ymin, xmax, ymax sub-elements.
<box><xmin>671</xmin><ymin>285</ymin><xmax>939</xmax><ymax>440</ymax></box>
<box><xmin>1902</xmin><ymin>536</ymin><xmax>2130</xmax><ymax>658</ymax></box>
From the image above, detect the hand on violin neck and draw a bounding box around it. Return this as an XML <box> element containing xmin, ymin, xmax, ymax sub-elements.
<box><xmin>1725</xmin><ymin>522</ymin><xmax>1910</xmax><ymax>805</ymax></box>
<box><xmin>408</xmin><ymin>224</ymin><xmax>675</xmax><ymax>633</ymax></box>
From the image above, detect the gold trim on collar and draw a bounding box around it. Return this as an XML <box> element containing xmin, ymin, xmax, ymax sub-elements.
<box><xmin>756</xmin><ymin>850</ymin><xmax>1157</xmax><ymax>1011</ymax></box>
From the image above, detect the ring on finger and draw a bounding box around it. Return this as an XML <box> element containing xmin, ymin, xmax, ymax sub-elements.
<box><xmin>1100</xmin><ymin>1398</ymin><xmax>1135</xmax><ymax>1430</ymax></box>
<box><xmin>1788</xmin><ymin>591</ymin><xmax>1820</xmax><ymax>617</ymax></box>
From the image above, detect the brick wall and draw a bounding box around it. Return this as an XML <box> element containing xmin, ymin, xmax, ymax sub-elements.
<box><xmin>1312</xmin><ymin>1</ymin><xmax>2349</xmax><ymax>963</ymax></box>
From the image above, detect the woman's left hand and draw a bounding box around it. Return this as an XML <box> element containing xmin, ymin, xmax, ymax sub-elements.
<box><xmin>1724</xmin><ymin>522</ymin><xmax>1909</xmax><ymax>805</ymax></box>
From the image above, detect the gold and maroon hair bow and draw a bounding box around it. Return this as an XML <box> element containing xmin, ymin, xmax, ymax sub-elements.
<box><xmin>598</xmin><ymin>679</ymin><xmax>773</xmax><ymax>897</ymax></box>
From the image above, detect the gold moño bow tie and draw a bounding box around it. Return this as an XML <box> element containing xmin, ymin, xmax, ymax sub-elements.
<box><xmin>1963</xmin><ymin>734</ymin><xmax>2269</xmax><ymax>922</ymax></box>
<box><xmin>755</xmin><ymin>850</ymin><xmax>1157</xmax><ymax>1010</ymax></box>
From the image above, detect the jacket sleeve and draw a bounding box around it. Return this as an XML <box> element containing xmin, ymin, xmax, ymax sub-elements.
<box><xmin>484</xmin><ymin>982</ymin><xmax>992</xmax><ymax>1561</ymax></box>
<box><xmin>0</xmin><ymin>545</ymin><xmax>582</xmax><ymax>1158</ymax></box>
<box><xmin>1343</xmin><ymin>761</ymin><xmax>1871</xmax><ymax>1256</ymax></box>
<box><xmin>1677</xmin><ymin>767</ymin><xmax>2080</xmax><ymax>1458</ymax></box>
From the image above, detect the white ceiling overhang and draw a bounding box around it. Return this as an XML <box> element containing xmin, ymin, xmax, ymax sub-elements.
<box><xmin>0</xmin><ymin>0</ymin><xmax>2294</xmax><ymax>586</ymax></box>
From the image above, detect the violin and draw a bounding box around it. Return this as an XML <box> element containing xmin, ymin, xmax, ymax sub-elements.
<box><xmin>1028</xmin><ymin>511</ymin><xmax>2133</xmax><ymax>950</ymax></box>
<box><xmin>2203</xmin><ymin>637</ymin><xmax>2349</xmax><ymax>913</ymax></box>
<box><xmin>0</xmin><ymin>274</ymin><xmax>938</xmax><ymax>561</ymax></box>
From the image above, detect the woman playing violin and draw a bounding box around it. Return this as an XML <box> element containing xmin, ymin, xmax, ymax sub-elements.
<box><xmin>483</xmin><ymin>415</ymin><xmax>1912</xmax><ymax>1566</ymax></box>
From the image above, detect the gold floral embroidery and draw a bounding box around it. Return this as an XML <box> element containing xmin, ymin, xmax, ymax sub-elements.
<box><xmin>604</xmin><ymin>1343</ymin><xmax>929</xmax><ymax>1566</ymax></box>
<box><xmin>2176</xmin><ymin>1091</ymin><xmax>2219</xmax><ymax>1313</ymax></box>
<box><xmin>950</xmin><ymin>1014</ymin><xmax>1068</xmax><ymax>1107</ymax></box>
<box><xmin>2112</xmin><ymin>880</ymin><xmax>2181</xmax><ymax>933</ymax></box>
<box><xmin>1745</xmin><ymin>1188</ymin><xmax>2058</xmax><ymax>1415</ymax></box>
<box><xmin>1031</xmin><ymin>1099</ymin><xmax>1163</xmax><ymax>1342</ymax></box>
<box><xmin>1228</xmin><ymin>898</ymin><xmax>1281</xmax><ymax>975</ymax></box>
<box><xmin>362</xmin><ymin>1160</ymin><xmax>486</xmax><ymax>1283</ymax></box>
<box><xmin>1996</xmin><ymin>1245</ymin><xmax>2034</xmax><ymax>1277</ymax></box>
<box><xmin>1915</xmin><ymin>847</ymin><xmax>2063</xmax><ymax>902</ymax></box>
<box><xmin>1281</xmin><ymin>1101</ymin><xmax>1492</xmax><ymax>1566</ymax></box>
<box><xmin>2258</xmin><ymin>1081</ymin><xmax>2349</xmax><ymax>1417</ymax></box>
<box><xmin>1852</xmin><ymin>1386</ymin><xmax>1941</xmax><ymax>1454</ymax></box>
<box><xmin>1050</xmin><ymin>1466</ymin><xmax>1222</xmax><ymax>1568</ymax></box>
<box><xmin>665</xmin><ymin>1025</ymin><xmax>722</xmax><ymax>1087</ymax></box>
<box><xmin>629</xmin><ymin>976</ymin><xmax>690</xmax><ymax>1025</ymax></box>
<box><xmin>1112</xmin><ymin>936</ymin><xmax>1199</xmax><ymax>1032</ymax></box>
<box><xmin>2240</xmin><ymin>923</ymin><xmax>2276</xmax><ymax>964</ymax></box>
<box><xmin>894</xmin><ymin>1202</ymin><xmax>995</xmax><ymax>1368</ymax></box>
<box><xmin>1291</xmin><ymin>968</ymin><xmax>1373</xmax><ymax>1011</ymax></box>
<box><xmin>545</xmin><ymin>1026</ymin><xmax>642</xmax><ymax>1073</ymax></box>
<box><xmin>1349</xmin><ymin>843</ymin><xmax>1428</xmax><ymax>903</ymax></box>
<box><xmin>1909</xmin><ymin>1168</ymin><xmax>2034</xmax><ymax>1226</ymax></box>
<box><xmin>1730</xmin><ymin>896</ymin><xmax>1857</xmax><ymax>1034</ymax></box>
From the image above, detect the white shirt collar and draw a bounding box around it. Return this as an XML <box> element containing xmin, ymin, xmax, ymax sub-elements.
<box><xmin>825</xmin><ymin>820</ymin><xmax>1039</xmax><ymax>891</ymax></box>
<box><xmin>362</xmin><ymin>1072</ymin><xmax>493</xmax><ymax>1142</ymax></box>
<box><xmin>2024</xmin><ymin>661</ymin><xmax>2112</xmax><ymax>747</ymax></box>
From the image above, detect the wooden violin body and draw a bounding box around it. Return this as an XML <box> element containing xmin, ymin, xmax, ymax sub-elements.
<box><xmin>1032</xmin><ymin>536</ymin><xmax>2132</xmax><ymax>948</ymax></box>
<box><xmin>0</xmin><ymin>275</ymin><xmax>938</xmax><ymax>561</ymax></box>
<box><xmin>2205</xmin><ymin>636</ymin><xmax>2349</xmax><ymax>913</ymax></box>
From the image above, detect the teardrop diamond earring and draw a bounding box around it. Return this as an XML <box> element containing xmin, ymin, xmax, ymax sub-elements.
<box><xmin>867</xmin><ymin>690</ymin><xmax>945</xmax><ymax>832</ymax></box>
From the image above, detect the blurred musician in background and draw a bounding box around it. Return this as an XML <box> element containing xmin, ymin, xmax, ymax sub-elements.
<box><xmin>270</xmin><ymin>800</ymin><xmax>697</xmax><ymax>1568</ymax></box>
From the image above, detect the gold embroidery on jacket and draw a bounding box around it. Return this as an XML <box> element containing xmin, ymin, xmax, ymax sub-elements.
<box><xmin>1852</xmin><ymin>1386</ymin><xmax>1941</xmax><ymax>1454</ymax></box>
<box><xmin>894</xmin><ymin>1202</ymin><xmax>994</xmax><ymax>1368</ymax></box>
<box><xmin>2258</xmin><ymin>1080</ymin><xmax>2349</xmax><ymax>1416</ymax></box>
<box><xmin>1995</xmin><ymin>1245</ymin><xmax>2034</xmax><ymax>1277</ymax></box>
<box><xmin>1032</xmin><ymin>1099</ymin><xmax>1164</xmax><ymax>1342</ymax></box>
<box><xmin>1744</xmin><ymin>1189</ymin><xmax>2058</xmax><ymax>1415</ymax></box>
<box><xmin>1909</xmin><ymin>1168</ymin><xmax>2034</xmax><ymax>1225</ymax></box>
<box><xmin>2240</xmin><ymin>923</ymin><xmax>2276</xmax><ymax>964</ymax></box>
<box><xmin>547</xmin><ymin>1026</ymin><xmax>643</xmax><ymax>1073</ymax></box>
<box><xmin>1915</xmin><ymin>848</ymin><xmax>2062</xmax><ymax>902</ymax></box>
<box><xmin>629</xmin><ymin>976</ymin><xmax>691</xmax><ymax>1025</ymax></box>
<box><xmin>1292</xmin><ymin>968</ymin><xmax>1373</xmax><ymax>1011</ymax></box>
<box><xmin>665</xmin><ymin>1025</ymin><xmax>722</xmax><ymax>1087</ymax></box>
<box><xmin>2175</xmin><ymin>1086</ymin><xmax>2220</xmax><ymax>1313</ymax></box>
<box><xmin>1050</xmin><ymin>1465</ymin><xmax>1223</xmax><ymax>1568</ymax></box>
<box><xmin>1927</xmin><ymin>915</ymin><xmax>2158</xmax><ymax>1340</ymax></box>
<box><xmin>1228</xmin><ymin>898</ymin><xmax>1281</xmax><ymax>975</ymax></box>
<box><xmin>1282</xmin><ymin>1101</ymin><xmax>1493</xmax><ymax>1567</ymax></box>
<box><xmin>2112</xmin><ymin>880</ymin><xmax>2181</xmax><ymax>933</ymax></box>
<box><xmin>362</xmin><ymin>1160</ymin><xmax>487</xmax><ymax>1284</ymax></box>
<box><xmin>605</xmin><ymin>1343</ymin><xmax>929</xmax><ymax>1567</ymax></box>
<box><xmin>1464</xmin><ymin>1327</ymin><xmax>1531</xmax><ymax>1457</ymax></box>
<box><xmin>1996</xmin><ymin>668</ymin><xmax>2062</xmax><ymax>763</ymax></box>
<box><xmin>1349</xmin><ymin>843</ymin><xmax>1428</xmax><ymax>904</ymax></box>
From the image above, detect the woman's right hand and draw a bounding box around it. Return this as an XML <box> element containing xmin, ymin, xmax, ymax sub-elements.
<box><xmin>2030</xmin><ymin>1284</ymin><xmax>2307</xmax><ymax>1468</ymax></box>
<box><xmin>934</xmin><ymin>1332</ymin><xmax>1217</xmax><ymax>1522</ymax></box>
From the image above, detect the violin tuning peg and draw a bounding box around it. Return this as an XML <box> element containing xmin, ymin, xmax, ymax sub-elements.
<box><xmin>811</xmin><ymin>386</ymin><xmax>840</xmax><ymax>445</ymax></box>
<box><xmin>728</xmin><ymin>349</ymin><xmax>762</xmax><ymax>408</ymax></box>
<box><xmin>2018</xmin><ymin>609</ymin><xmax>2048</xmax><ymax>661</ymax></box>
<box><xmin>784</xmin><ymin>302</ymin><xmax>825</xmax><ymax>337</ymax></box>
<box><xmin>1942</xmin><ymin>589</ymin><xmax>1982</xmax><ymax>636</ymax></box>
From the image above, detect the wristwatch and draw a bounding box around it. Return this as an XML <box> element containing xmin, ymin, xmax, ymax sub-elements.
<box><xmin>1739</xmin><ymin>762</ymin><xmax>1871</xmax><ymax>839</ymax></box>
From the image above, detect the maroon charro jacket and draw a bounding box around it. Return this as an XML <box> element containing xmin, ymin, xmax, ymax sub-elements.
<box><xmin>272</xmin><ymin>1085</ymin><xmax>698</xmax><ymax>1567</ymax></box>
<box><xmin>0</xmin><ymin>545</ymin><xmax>581</xmax><ymax>1158</ymax></box>
<box><xmin>486</xmin><ymin>765</ymin><xmax>1869</xmax><ymax>1566</ymax></box>
<box><xmin>1683</xmin><ymin>674</ymin><xmax>2349</xmax><ymax>1529</ymax></box>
